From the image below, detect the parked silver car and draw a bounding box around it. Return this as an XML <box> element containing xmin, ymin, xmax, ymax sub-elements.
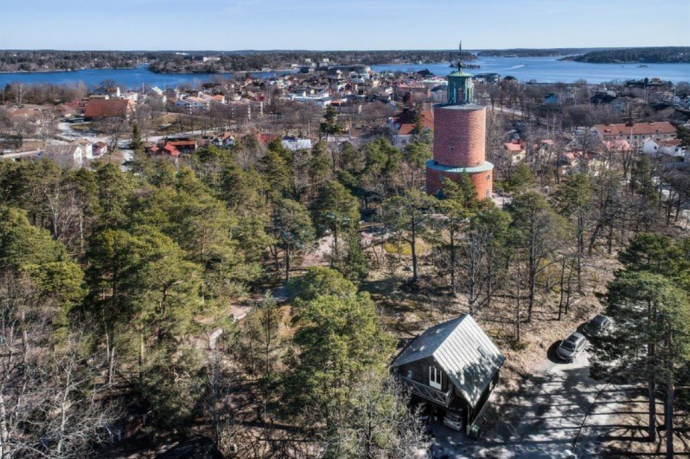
<box><xmin>583</xmin><ymin>314</ymin><xmax>613</xmax><ymax>337</ymax></box>
<box><xmin>556</xmin><ymin>332</ymin><xmax>587</xmax><ymax>362</ymax></box>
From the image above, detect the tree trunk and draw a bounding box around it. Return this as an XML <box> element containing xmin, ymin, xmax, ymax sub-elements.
<box><xmin>665</xmin><ymin>383</ymin><xmax>674</xmax><ymax>458</ymax></box>
<box><xmin>649</xmin><ymin>380</ymin><xmax>657</xmax><ymax>443</ymax></box>
<box><xmin>0</xmin><ymin>394</ymin><xmax>9</xmax><ymax>458</ymax></box>
<box><xmin>558</xmin><ymin>257</ymin><xmax>566</xmax><ymax>321</ymax></box>
<box><xmin>332</xmin><ymin>225</ymin><xmax>339</xmax><ymax>266</ymax></box>
<box><xmin>486</xmin><ymin>260</ymin><xmax>493</xmax><ymax>309</ymax></box>
<box><xmin>139</xmin><ymin>329</ymin><xmax>146</xmax><ymax>383</ymax></box>
<box><xmin>576</xmin><ymin>214</ymin><xmax>584</xmax><ymax>291</ymax></box>
<box><xmin>410</xmin><ymin>219</ymin><xmax>418</xmax><ymax>283</ymax></box>
<box><xmin>108</xmin><ymin>346</ymin><xmax>116</xmax><ymax>386</ymax></box>
<box><xmin>449</xmin><ymin>226</ymin><xmax>457</xmax><ymax>296</ymax></box>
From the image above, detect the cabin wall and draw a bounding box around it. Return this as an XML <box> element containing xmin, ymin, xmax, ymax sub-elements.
<box><xmin>399</xmin><ymin>357</ymin><xmax>451</xmax><ymax>392</ymax></box>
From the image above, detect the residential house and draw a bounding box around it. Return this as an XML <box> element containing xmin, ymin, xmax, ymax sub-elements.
<box><xmin>590</xmin><ymin>91</ymin><xmax>617</xmax><ymax>105</ymax></box>
<box><xmin>391</xmin><ymin>315</ymin><xmax>505</xmax><ymax>434</ymax></box>
<box><xmin>602</xmin><ymin>139</ymin><xmax>631</xmax><ymax>153</ymax></box>
<box><xmin>92</xmin><ymin>86</ymin><xmax>121</xmax><ymax>98</ymax></box>
<box><xmin>504</xmin><ymin>141</ymin><xmax>526</xmax><ymax>164</ymax></box>
<box><xmin>642</xmin><ymin>138</ymin><xmax>687</xmax><ymax>160</ymax></box>
<box><xmin>70</xmin><ymin>138</ymin><xmax>93</xmax><ymax>159</ymax></box>
<box><xmin>472</xmin><ymin>73</ymin><xmax>501</xmax><ymax>84</ymax></box>
<box><xmin>40</xmin><ymin>144</ymin><xmax>85</xmax><ymax>169</ymax></box>
<box><xmin>164</xmin><ymin>140</ymin><xmax>198</xmax><ymax>154</ymax></box>
<box><xmin>121</xmin><ymin>91</ymin><xmax>139</xmax><ymax>102</ymax></box>
<box><xmin>164</xmin><ymin>88</ymin><xmax>182</xmax><ymax>102</ymax></box>
<box><xmin>174</xmin><ymin>97</ymin><xmax>208</xmax><ymax>110</ymax></box>
<box><xmin>84</xmin><ymin>99</ymin><xmax>135</xmax><ymax>121</ymax></box>
<box><xmin>149</xmin><ymin>144</ymin><xmax>180</xmax><ymax>159</ymax></box>
<box><xmin>93</xmin><ymin>141</ymin><xmax>108</xmax><ymax>157</ymax></box>
<box><xmin>592</xmin><ymin>122</ymin><xmax>677</xmax><ymax>147</ymax></box>
<box><xmin>212</xmin><ymin>132</ymin><xmax>235</xmax><ymax>148</ymax></box>
<box><xmin>394</xmin><ymin>83</ymin><xmax>430</xmax><ymax>101</ymax></box>
<box><xmin>389</xmin><ymin>108</ymin><xmax>434</xmax><ymax>148</ymax></box>
<box><xmin>281</xmin><ymin>136</ymin><xmax>313</xmax><ymax>152</ymax></box>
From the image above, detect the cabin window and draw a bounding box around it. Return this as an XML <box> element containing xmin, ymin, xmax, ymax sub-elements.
<box><xmin>429</xmin><ymin>366</ymin><xmax>443</xmax><ymax>390</ymax></box>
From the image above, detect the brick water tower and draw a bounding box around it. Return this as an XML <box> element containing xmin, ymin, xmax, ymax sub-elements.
<box><xmin>426</xmin><ymin>43</ymin><xmax>493</xmax><ymax>200</ymax></box>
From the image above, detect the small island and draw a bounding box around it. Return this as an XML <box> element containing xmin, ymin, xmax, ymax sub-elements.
<box><xmin>0</xmin><ymin>50</ymin><xmax>142</xmax><ymax>73</ymax></box>
<box><xmin>477</xmin><ymin>48</ymin><xmax>596</xmax><ymax>58</ymax></box>
<box><xmin>561</xmin><ymin>46</ymin><xmax>690</xmax><ymax>64</ymax></box>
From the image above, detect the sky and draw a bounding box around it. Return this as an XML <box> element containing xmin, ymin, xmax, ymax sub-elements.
<box><xmin>1</xmin><ymin>0</ymin><xmax>688</xmax><ymax>51</ymax></box>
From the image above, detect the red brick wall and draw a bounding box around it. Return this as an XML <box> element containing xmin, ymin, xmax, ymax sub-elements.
<box><xmin>433</xmin><ymin>106</ymin><xmax>486</xmax><ymax>168</ymax></box>
<box><xmin>426</xmin><ymin>168</ymin><xmax>493</xmax><ymax>201</ymax></box>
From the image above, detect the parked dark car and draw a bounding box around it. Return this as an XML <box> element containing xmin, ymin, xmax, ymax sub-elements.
<box><xmin>556</xmin><ymin>332</ymin><xmax>587</xmax><ymax>362</ymax></box>
<box><xmin>583</xmin><ymin>314</ymin><xmax>612</xmax><ymax>337</ymax></box>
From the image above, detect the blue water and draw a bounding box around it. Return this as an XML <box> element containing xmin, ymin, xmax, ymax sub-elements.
<box><xmin>0</xmin><ymin>66</ymin><xmax>297</xmax><ymax>90</ymax></box>
<box><xmin>373</xmin><ymin>56</ymin><xmax>690</xmax><ymax>84</ymax></box>
<box><xmin>0</xmin><ymin>57</ymin><xmax>688</xmax><ymax>89</ymax></box>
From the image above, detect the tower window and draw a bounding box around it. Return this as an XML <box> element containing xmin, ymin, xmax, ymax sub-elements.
<box><xmin>486</xmin><ymin>174</ymin><xmax>490</xmax><ymax>181</ymax></box>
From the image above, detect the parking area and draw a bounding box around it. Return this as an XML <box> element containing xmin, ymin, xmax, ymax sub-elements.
<box><xmin>429</xmin><ymin>346</ymin><xmax>635</xmax><ymax>458</ymax></box>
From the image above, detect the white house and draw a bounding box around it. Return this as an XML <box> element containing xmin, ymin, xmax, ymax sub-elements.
<box><xmin>41</xmin><ymin>145</ymin><xmax>85</xmax><ymax>168</ymax></box>
<box><xmin>174</xmin><ymin>97</ymin><xmax>208</xmax><ymax>110</ymax></box>
<box><xmin>642</xmin><ymin>138</ymin><xmax>687</xmax><ymax>159</ymax></box>
<box><xmin>121</xmin><ymin>91</ymin><xmax>139</xmax><ymax>102</ymax></box>
<box><xmin>282</xmin><ymin>137</ymin><xmax>312</xmax><ymax>151</ymax></box>
<box><xmin>71</xmin><ymin>138</ymin><xmax>93</xmax><ymax>159</ymax></box>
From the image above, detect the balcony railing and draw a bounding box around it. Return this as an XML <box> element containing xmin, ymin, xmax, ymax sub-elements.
<box><xmin>400</xmin><ymin>376</ymin><xmax>453</xmax><ymax>407</ymax></box>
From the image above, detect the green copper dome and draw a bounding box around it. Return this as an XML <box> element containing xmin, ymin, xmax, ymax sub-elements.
<box><xmin>447</xmin><ymin>41</ymin><xmax>474</xmax><ymax>105</ymax></box>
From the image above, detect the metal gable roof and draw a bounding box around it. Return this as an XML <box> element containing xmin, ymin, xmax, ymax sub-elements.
<box><xmin>392</xmin><ymin>314</ymin><xmax>505</xmax><ymax>408</ymax></box>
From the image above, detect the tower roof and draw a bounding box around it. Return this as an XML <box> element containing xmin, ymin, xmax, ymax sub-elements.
<box><xmin>450</xmin><ymin>40</ymin><xmax>473</xmax><ymax>78</ymax></box>
<box><xmin>447</xmin><ymin>40</ymin><xmax>475</xmax><ymax>105</ymax></box>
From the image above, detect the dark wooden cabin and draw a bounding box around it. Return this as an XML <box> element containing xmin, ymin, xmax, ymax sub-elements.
<box><xmin>391</xmin><ymin>315</ymin><xmax>505</xmax><ymax>434</ymax></box>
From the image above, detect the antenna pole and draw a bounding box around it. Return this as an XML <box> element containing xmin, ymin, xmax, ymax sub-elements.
<box><xmin>458</xmin><ymin>40</ymin><xmax>463</xmax><ymax>70</ymax></box>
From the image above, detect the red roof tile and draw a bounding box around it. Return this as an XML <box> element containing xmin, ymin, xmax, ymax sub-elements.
<box><xmin>394</xmin><ymin>109</ymin><xmax>434</xmax><ymax>136</ymax></box>
<box><xmin>594</xmin><ymin>122</ymin><xmax>676</xmax><ymax>137</ymax></box>
<box><xmin>84</xmin><ymin>99</ymin><xmax>134</xmax><ymax>119</ymax></box>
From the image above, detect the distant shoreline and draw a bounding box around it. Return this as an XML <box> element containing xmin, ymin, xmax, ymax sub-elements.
<box><xmin>0</xmin><ymin>66</ymin><xmax>138</xmax><ymax>75</ymax></box>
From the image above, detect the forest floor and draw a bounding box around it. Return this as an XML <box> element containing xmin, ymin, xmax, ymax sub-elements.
<box><xmin>361</xmin><ymin>240</ymin><xmax>690</xmax><ymax>457</ymax></box>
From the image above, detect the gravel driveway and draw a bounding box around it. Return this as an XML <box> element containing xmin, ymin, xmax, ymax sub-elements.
<box><xmin>430</xmin><ymin>349</ymin><xmax>630</xmax><ymax>458</ymax></box>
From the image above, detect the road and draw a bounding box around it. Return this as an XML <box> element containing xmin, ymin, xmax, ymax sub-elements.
<box><xmin>431</xmin><ymin>349</ymin><xmax>630</xmax><ymax>458</ymax></box>
<box><xmin>490</xmin><ymin>105</ymin><xmax>548</xmax><ymax>127</ymax></box>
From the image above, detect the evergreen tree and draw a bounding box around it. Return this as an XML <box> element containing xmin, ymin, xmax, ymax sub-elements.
<box><xmin>131</xmin><ymin>123</ymin><xmax>143</xmax><ymax>152</ymax></box>
<box><xmin>270</xmin><ymin>199</ymin><xmax>315</xmax><ymax>281</ymax></box>
<box><xmin>282</xmin><ymin>292</ymin><xmax>394</xmax><ymax>429</ymax></box>
<box><xmin>287</xmin><ymin>266</ymin><xmax>358</xmax><ymax>303</ymax></box>
<box><xmin>381</xmin><ymin>189</ymin><xmax>435</xmax><ymax>283</ymax></box>
<box><xmin>314</xmin><ymin>181</ymin><xmax>360</xmax><ymax>265</ymax></box>
<box><xmin>594</xmin><ymin>272</ymin><xmax>690</xmax><ymax>446</ymax></box>
<box><xmin>339</xmin><ymin>233</ymin><xmax>368</xmax><ymax>283</ymax></box>
<box><xmin>555</xmin><ymin>174</ymin><xmax>591</xmax><ymax>290</ymax></box>
<box><xmin>508</xmin><ymin>192</ymin><xmax>569</xmax><ymax>322</ymax></box>
<box><xmin>0</xmin><ymin>206</ymin><xmax>67</xmax><ymax>272</ymax></box>
<box><xmin>505</xmin><ymin>162</ymin><xmax>535</xmax><ymax>193</ymax></box>
<box><xmin>320</xmin><ymin>105</ymin><xmax>342</xmax><ymax>139</ymax></box>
